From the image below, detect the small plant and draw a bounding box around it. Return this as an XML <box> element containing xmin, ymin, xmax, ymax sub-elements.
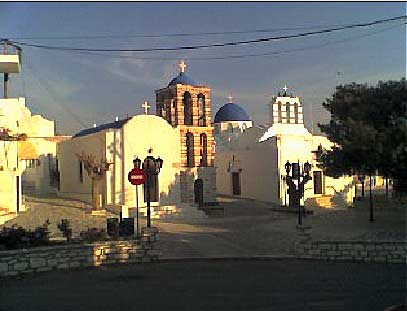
<box><xmin>0</xmin><ymin>220</ymin><xmax>50</xmax><ymax>249</ymax></box>
<box><xmin>57</xmin><ymin>219</ymin><xmax>72</xmax><ymax>242</ymax></box>
<box><xmin>79</xmin><ymin>228</ymin><xmax>106</xmax><ymax>242</ymax></box>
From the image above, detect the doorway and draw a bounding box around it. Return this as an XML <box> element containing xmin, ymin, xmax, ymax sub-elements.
<box><xmin>194</xmin><ymin>179</ymin><xmax>204</xmax><ymax>207</ymax></box>
<box><xmin>232</xmin><ymin>172</ymin><xmax>241</xmax><ymax>195</ymax></box>
<box><xmin>313</xmin><ymin>171</ymin><xmax>323</xmax><ymax>194</ymax></box>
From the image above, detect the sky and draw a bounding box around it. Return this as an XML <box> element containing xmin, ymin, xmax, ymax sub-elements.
<box><xmin>0</xmin><ymin>2</ymin><xmax>406</xmax><ymax>135</ymax></box>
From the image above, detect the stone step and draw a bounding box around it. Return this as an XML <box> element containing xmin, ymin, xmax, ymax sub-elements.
<box><xmin>0</xmin><ymin>212</ymin><xmax>17</xmax><ymax>226</ymax></box>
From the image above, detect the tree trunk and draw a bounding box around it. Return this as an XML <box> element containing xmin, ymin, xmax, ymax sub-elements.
<box><xmin>92</xmin><ymin>178</ymin><xmax>99</xmax><ymax>210</ymax></box>
<box><xmin>361</xmin><ymin>181</ymin><xmax>365</xmax><ymax>197</ymax></box>
<box><xmin>385</xmin><ymin>177</ymin><xmax>389</xmax><ymax>197</ymax></box>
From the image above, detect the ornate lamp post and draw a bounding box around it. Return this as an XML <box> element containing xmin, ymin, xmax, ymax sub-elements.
<box><xmin>358</xmin><ymin>174</ymin><xmax>366</xmax><ymax>198</ymax></box>
<box><xmin>142</xmin><ymin>149</ymin><xmax>163</xmax><ymax>228</ymax></box>
<box><xmin>285</xmin><ymin>160</ymin><xmax>312</xmax><ymax>225</ymax></box>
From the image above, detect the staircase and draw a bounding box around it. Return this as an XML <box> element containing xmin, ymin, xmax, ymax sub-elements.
<box><xmin>306</xmin><ymin>195</ymin><xmax>335</xmax><ymax>209</ymax></box>
<box><xmin>0</xmin><ymin>207</ymin><xmax>17</xmax><ymax>226</ymax></box>
<box><xmin>306</xmin><ymin>194</ymin><xmax>350</xmax><ymax>209</ymax></box>
<box><xmin>138</xmin><ymin>204</ymin><xmax>207</xmax><ymax>220</ymax></box>
<box><xmin>139</xmin><ymin>205</ymin><xmax>179</xmax><ymax>219</ymax></box>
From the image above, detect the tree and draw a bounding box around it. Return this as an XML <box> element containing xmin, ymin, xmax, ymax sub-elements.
<box><xmin>76</xmin><ymin>152</ymin><xmax>112</xmax><ymax>211</ymax></box>
<box><xmin>318</xmin><ymin>79</ymin><xmax>407</xmax><ymax>193</ymax></box>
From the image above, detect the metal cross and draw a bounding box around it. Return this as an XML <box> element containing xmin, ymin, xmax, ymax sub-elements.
<box><xmin>283</xmin><ymin>85</ymin><xmax>288</xmax><ymax>92</ymax></box>
<box><xmin>228</xmin><ymin>95</ymin><xmax>233</xmax><ymax>103</ymax></box>
<box><xmin>179</xmin><ymin>60</ymin><xmax>187</xmax><ymax>73</ymax></box>
<box><xmin>142</xmin><ymin>101</ymin><xmax>151</xmax><ymax>114</ymax></box>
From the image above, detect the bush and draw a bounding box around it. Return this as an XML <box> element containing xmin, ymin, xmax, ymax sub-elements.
<box><xmin>0</xmin><ymin>220</ymin><xmax>50</xmax><ymax>250</ymax></box>
<box><xmin>79</xmin><ymin>228</ymin><xmax>107</xmax><ymax>242</ymax></box>
<box><xmin>57</xmin><ymin>219</ymin><xmax>72</xmax><ymax>242</ymax></box>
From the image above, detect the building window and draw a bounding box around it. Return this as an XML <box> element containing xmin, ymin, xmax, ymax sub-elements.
<box><xmin>186</xmin><ymin>132</ymin><xmax>194</xmax><ymax>167</ymax></box>
<box><xmin>228</xmin><ymin>123</ymin><xmax>234</xmax><ymax>133</ymax></box>
<box><xmin>277</xmin><ymin>102</ymin><xmax>282</xmax><ymax>123</ymax></box>
<box><xmin>294</xmin><ymin>102</ymin><xmax>299</xmax><ymax>124</ymax></box>
<box><xmin>200</xmin><ymin>133</ymin><xmax>208</xmax><ymax>167</ymax></box>
<box><xmin>286</xmin><ymin>103</ymin><xmax>291</xmax><ymax>124</ymax></box>
<box><xmin>198</xmin><ymin>94</ymin><xmax>206</xmax><ymax>126</ymax></box>
<box><xmin>79</xmin><ymin>160</ymin><xmax>83</xmax><ymax>183</ymax></box>
<box><xmin>183</xmin><ymin>92</ymin><xmax>193</xmax><ymax>125</ymax></box>
<box><xmin>242</xmin><ymin>123</ymin><xmax>247</xmax><ymax>131</ymax></box>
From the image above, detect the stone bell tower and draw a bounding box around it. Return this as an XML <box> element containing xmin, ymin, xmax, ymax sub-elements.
<box><xmin>155</xmin><ymin>61</ymin><xmax>216</xmax><ymax>203</ymax></box>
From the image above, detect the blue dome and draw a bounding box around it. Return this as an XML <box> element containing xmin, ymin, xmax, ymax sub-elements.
<box><xmin>214</xmin><ymin>103</ymin><xmax>251</xmax><ymax>123</ymax></box>
<box><xmin>168</xmin><ymin>72</ymin><xmax>197</xmax><ymax>86</ymax></box>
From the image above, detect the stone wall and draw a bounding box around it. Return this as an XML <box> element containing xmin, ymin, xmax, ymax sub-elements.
<box><xmin>0</xmin><ymin>228</ymin><xmax>159</xmax><ymax>277</ymax></box>
<box><xmin>295</xmin><ymin>225</ymin><xmax>406</xmax><ymax>263</ymax></box>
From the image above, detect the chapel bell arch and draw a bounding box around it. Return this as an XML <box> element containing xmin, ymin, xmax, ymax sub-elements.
<box><xmin>198</xmin><ymin>93</ymin><xmax>206</xmax><ymax>126</ymax></box>
<box><xmin>200</xmin><ymin>133</ymin><xmax>208</xmax><ymax>167</ymax></box>
<box><xmin>186</xmin><ymin>132</ymin><xmax>194</xmax><ymax>167</ymax></box>
<box><xmin>183</xmin><ymin>92</ymin><xmax>193</xmax><ymax>125</ymax></box>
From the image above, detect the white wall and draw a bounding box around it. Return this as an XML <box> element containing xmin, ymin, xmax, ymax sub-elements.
<box><xmin>0</xmin><ymin>141</ymin><xmax>23</xmax><ymax>213</ymax></box>
<box><xmin>216</xmin><ymin>122</ymin><xmax>355</xmax><ymax>206</ymax></box>
<box><xmin>120</xmin><ymin>115</ymin><xmax>181</xmax><ymax>208</ymax></box>
<box><xmin>0</xmin><ymin>97</ymin><xmax>59</xmax><ymax>195</ymax></box>
<box><xmin>58</xmin><ymin>115</ymin><xmax>182</xmax><ymax>209</ymax></box>
<box><xmin>216</xmin><ymin>136</ymin><xmax>279</xmax><ymax>203</ymax></box>
<box><xmin>58</xmin><ymin>131</ymin><xmax>106</xmax><ymax>203</ymax></box>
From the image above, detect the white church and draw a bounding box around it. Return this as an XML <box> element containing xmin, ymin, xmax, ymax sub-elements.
<box><xmin>57</xmin><ymin>62</ymin><xmax>217</xmax><ymax>216</ymax></box>
<box><xmin>214</xmin><ymin>87</ymin><xmax>355</xmax><ymax>208</ymax></box>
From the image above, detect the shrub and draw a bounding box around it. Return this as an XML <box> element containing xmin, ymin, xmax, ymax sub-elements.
<box><xmin>0</xmin><ymin>220</ymin><xmax>50</xmax><ymax>250</ymax></box>
<box><xmin>79</xmin><ymin>228</ymin><xmax>107</xmax><ymax>242</ymax></box>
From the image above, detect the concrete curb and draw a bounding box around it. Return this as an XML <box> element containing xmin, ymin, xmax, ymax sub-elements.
<box><xmin>159</xmin><ymin>254</ymin><xmax>296</xmax><ymax>261</ymax></box>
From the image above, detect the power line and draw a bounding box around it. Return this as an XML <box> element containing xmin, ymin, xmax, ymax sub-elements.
<box><xmin>25</xmin><ymin>21</ymin><xmax>406</xmax><ymax>61</ymax></box>
<box><xmin>1</xmin><ymin>23</ymin><xmax>372</xmax><ymax>41</ymax></box>
<box><xmin>6</xmin><ymin>15</ymin><xmax>406</xmax><ymax>53</ymax></box>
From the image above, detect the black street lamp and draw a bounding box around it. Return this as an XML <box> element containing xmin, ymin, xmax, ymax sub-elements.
<box><xmin>142</xmin><ymin>149</ymin><xmax>163</xmax><ymax>228</ymax></box>
<box><xmin>358</xmin><ymin>175</ymin><xmax>366</xmax><ymax>198</ymax></box>
<box><xmin>285</xmin><ymin>160</ymin><xmax>312</xmax><ymax>225</ymax></box>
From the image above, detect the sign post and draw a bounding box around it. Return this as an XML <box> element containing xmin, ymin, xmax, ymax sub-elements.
<box><xmin>128</xmin><ymin>167</ymin><xmax>146</xmax><ymax>237</ymax></box>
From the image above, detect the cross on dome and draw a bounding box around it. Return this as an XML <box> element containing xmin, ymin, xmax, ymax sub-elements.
<box><xmin>227</xmin><ymin>95</ymin><xmax>233</xmax><ymax>103</ymax></box>
<box><xmin>142</xmin><ymin>101</ymin><xmax>151</xmax><ymax>114</ymax></box>
<box><xmin>178</xmin><ymin>60</ymin><xmax>187</xmax><ymax>73</ymax></box>
<box><xmin>283</xmin><ymin>85</ymin><xmax>288</xmax><ymax>92</ymax></box>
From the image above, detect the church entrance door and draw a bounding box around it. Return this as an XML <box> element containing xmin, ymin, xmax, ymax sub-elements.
<box><xmin>232</xmin><ymin>172</ymin><xmax>241</xmax><ymax>195</ymax></box>
<box><xmin>194</xmin><ymin>179</ymin><xmax>204</xmax><ymax>207</ymax></box>
<box><xmin>313</xmin><ymin>171</ymin><xmax>323</xmax><ymax>194</ymax></box>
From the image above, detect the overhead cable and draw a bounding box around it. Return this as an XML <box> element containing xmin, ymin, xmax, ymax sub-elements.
<box><xmin>6</xmin><ymin>15</ymin><xmax>406</xmax><ymax>53</ymax></box>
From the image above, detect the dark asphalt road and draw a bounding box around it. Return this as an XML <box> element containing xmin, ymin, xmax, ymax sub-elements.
<box><xmin>1</xmin><ymin>259</ymin><xmax>405</xmax><ymax>311</ymax></box>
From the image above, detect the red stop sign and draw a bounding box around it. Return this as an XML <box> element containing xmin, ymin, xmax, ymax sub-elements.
<box><xmin>128</xmin><ymin>168</ymin><xmax>146</xmax><ymax>185</ymax></box>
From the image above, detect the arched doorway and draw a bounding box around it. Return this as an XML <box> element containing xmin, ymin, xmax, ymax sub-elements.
<box><xmin>194</xmin><ymin>178</ymin><xmax>204</xmax><ymax>207</ymax></box>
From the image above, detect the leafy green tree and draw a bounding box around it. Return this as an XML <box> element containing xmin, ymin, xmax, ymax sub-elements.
<box><xmin>318</xmin><ymin>79</ymin><xmax>407</xmax><ymax>192</ymax></box>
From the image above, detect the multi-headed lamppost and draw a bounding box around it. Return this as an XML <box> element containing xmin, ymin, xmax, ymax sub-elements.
<box><xmin>142</xmin><ymin>149</ymin><xmax>163</xmax><ymax>228</ymax></box>
<box><xmin>285</xmin><ymin>160</ymin><xmax>312</xmax><ymax>225</ymax></box>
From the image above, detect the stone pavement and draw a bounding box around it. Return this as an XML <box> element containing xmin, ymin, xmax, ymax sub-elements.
<box><xmin>155</xmin><ymin>194</ymin><xmax>406</xmax><ymax>258</ymax></box>
<box><xmin>1</xmin><ymin>195</ymin><xmax>117</xmax><ymax>238</ymax></box>
<box><xmin>1</xmin><ymin>259</ymin><xmax>405</xmax><ymax>311</ymax></box>
<box><xmin>1</xmin><ymin>193</ymin><xmax>404</xmax><ymax>259</ymax></box>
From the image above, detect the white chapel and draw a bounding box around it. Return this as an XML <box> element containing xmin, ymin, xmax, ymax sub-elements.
<box><xmin>215</xmin><ymin>87</ymin><xmax>355</xmax><ymax>207</ymax></box>
<box><xmin>57</xmin><ymin>62</ymin><xmax>217</xmax><ymax>215</ymax></box>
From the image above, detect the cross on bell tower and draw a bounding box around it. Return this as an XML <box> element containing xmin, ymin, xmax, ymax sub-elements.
<box><xmin>283</xmin><ymin>85</ymin><xmax>288</xmax><ymax>96</ymax></box>
<box><xmin>178</xmin><ymin>60</ymin><xmax>187</xmax><ymax>73</ymax></box>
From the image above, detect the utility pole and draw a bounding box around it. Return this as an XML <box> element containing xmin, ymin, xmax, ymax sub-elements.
<box><xmin>3</xmin><ymin>39</ymin><xmax>9</xmax><ymax>99</ymax></box>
